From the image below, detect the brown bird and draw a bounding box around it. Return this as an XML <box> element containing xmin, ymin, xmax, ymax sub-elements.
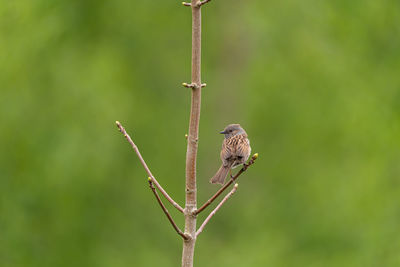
<box><xmin>210</xmin><ymin>124</ymin><xmax>251</xmax><ymax>184</ymax></box>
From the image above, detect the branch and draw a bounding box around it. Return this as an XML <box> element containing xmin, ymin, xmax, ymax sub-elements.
<box><xmin>182</xmin><ymin>0</ymin><xmax>212</xmax><ymax>7</ymax></box>
<box><xmin>195</xmin><ymin>153</ymin><xmax>258</xmax><ymax>215</ymax></box>
<box><xmin>198</xmin><ymin>0</ymin><xmax>212</xmax><ymax>6</ymax></box>
<box><xmin>116</xmin><ymin>121</ymin><xmax>184</xmax><ymax>213</ymax></box>
<box><xmin>148</xmin><ymin>178</ymin><xmax>189</xmax><ymax>240</ymax></box>
<box><xmin>182</xmin><ymin>0</ymin><xmax>203</xmax><ymax>264</ymax></box>
<box><xmin>196</xmin><ymin>183</ymin><xmax>239</xmax><ymax>237</ymax></box>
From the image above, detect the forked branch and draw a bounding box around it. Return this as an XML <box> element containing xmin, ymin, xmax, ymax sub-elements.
<box><xmin>196</xmin><ymin>183</ymin><xmax>239</xmax><ymax>237</ymax></box>
<box><xmin>116</xmin><ymin>121</ymin><xmax>184</xmax><ymax>213</ymax></box>
<box><xmin>148</xmin><ymin>178</ymin><xmax>188</xmax><ymax>240</ymax></box>
<box><xmin>195</xmin><ymin>153</ymin><xmax>258</xmax><ymax>215</ymax></box>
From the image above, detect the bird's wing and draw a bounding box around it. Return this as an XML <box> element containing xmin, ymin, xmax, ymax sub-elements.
<box><xmin>220</xmin><ymin>138</ymin><xmax>233</xmax><ymax>167</ymax></box>
<box><xmin>236</xmin><ymin>135</ymin><xmax>251</xmax><ymax>161</ymax></box>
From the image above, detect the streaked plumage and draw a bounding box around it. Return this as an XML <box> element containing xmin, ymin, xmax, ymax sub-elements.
<box><xmin>210</xmin><ymin>124</ymin><xmax>251</xmax><ymax>184</ymax></box>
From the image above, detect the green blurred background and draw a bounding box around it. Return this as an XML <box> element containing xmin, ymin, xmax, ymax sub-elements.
<box><xmin>1</xmin><ymin>0</ymin><xmax>400</xmax><ymax>266</ymax></box>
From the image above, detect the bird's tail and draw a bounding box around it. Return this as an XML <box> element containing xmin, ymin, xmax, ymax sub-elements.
<box><xmin>210</xmin><ymin>164</ymin><xmax>231</xmax><ymax>185</ymax></box>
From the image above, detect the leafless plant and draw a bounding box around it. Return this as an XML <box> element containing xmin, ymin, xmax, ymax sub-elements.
<box><xmin>116</xmin><ymin>1</ymin><xmax>258</xmax><ymax>266</ymax></box>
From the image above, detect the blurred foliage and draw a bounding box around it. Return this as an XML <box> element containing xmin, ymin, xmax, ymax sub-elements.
<box><xmin>1</xmin><ymin>0</ymin><xmax>400</xmax><ymax>266</ymax></box>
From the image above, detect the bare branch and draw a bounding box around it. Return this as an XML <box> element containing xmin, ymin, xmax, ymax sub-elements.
<box><xmin>182</xmin><ymin>0</ymin><xmax>211</xmax><ymax>7</ymax></box>
<box><xmin>148</xmin><ymin>178</ymin><xmax>189</xmax><ymax>240</ymax></box>
<box><xmin>196</xmin><ymin>183</ymin><xmax>239</xmax><ymax>237</ymax></box>
<box><xmin>116</xmin><ymin>121</ymin><xmax>184</xmax><ymax>213</ymax></box>
<box><xmin>198</xmin><ymin>0</ymin><xmax>212</xmax><ymax>7</ymax></box>
<box><xmin>195</xmin><ymin>153</ymin><xmax>258</xmax><ymax>215</ymax></box>
<box><xmin>182</xmin><ymin>0</ymin><xmax>203</xmax><ymax>264</ymax></box>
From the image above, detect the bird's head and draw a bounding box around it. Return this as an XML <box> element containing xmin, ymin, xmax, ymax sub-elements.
<box><xmin>220</xmin><ymin>124</ymin><xmax>246</xmax><ymax>138</ymax></box>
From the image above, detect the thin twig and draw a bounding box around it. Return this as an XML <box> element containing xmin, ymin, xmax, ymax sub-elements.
<box><xmin>196</xmin><ymin>184</ymin><xmax>239</xmax><ymax>237</ymax></box>
<box><xmin>195</xmin><ymin>153</ymin><xmax>258</xmax><ymax>215</ymax></box>
<box><xmin>148</xmin><ymin>178</ymin><xmax>189</xmax><ymax>240</ymax></box>
<box><xmin>198</xmin><ymin>0</ymin><xmax>212</xmax><ymax>7</ymax></box>
<box><xmin>182</xmin><ymin>0</ymin><xmax>211</xmax><ymax>7</ymax></box>
<box><xmin>116</xmin><ymin>121</ymin><xmax>184</xmax><ymax>213</ymax></box>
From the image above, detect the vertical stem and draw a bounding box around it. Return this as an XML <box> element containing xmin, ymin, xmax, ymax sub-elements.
<box><xmin>182</xmin><ymin>1</ymin><xmax>202</xmax><ymax>266</ymax></box>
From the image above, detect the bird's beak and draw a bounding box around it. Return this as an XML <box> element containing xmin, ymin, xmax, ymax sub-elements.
<box><xmin>220</xmin><ymin>130</ymin><xmax>227</xmax><ymax>134</ymax></box>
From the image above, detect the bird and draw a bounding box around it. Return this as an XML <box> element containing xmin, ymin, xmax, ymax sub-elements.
<box><xmin>210</xmin><ymin>124</ymin><xmax>251</xmax><ymax>185</ymax></box>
